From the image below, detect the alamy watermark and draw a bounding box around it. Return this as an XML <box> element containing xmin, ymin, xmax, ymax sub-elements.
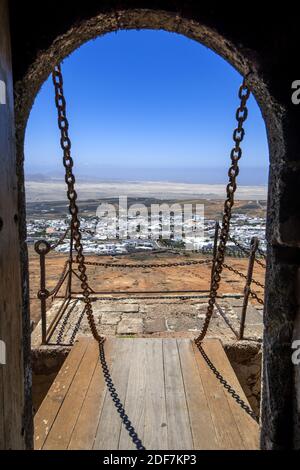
<box><xmin>94</xmin><ymin>196</ymin><xmax>204</xmax><ymax>251</ymax></box>
<box><xmin>0</xmin><ymin>79</ymin><xmax>6</xmax><ymax>105</ymax></box>
<box><xmin>291</xmin><ymin>80</ymin><xmax>300</xmax><ymax>105</ymax></box>
<box><xmin>292</xmin><ymin>340</ymin><xmax>300</xmax><ymax>366</ymax></box>
<box><xmin>0</xmin><ymin>340</ymin><xmax>6</xmax><ymax>365</ymax></box>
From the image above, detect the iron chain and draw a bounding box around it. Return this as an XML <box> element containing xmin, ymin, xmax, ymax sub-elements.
<box><xmin>194</xmin><ymin>81</ymin><xmax>260</xmax><ymax>423</ymax></box>
<box><xmin>52</xmin><ymin>65</ymin><xmax>104</xmax><ymax>344</ymax></box>
<box><xmin>49</xmin><ymin>227</ymin><xmax>70</xmax><ymax>251</ymax></box>
<box><xmin>195</xmin><ymin>80</ymin><xmax>251</xmax><ymax>343</ymax></box>
<box><xmin>229</xmin><ymin>235</ymin><xmax>266</xmax><ymax>269</ymax></box>
<box><xmin>249</xmin><ymin>289</ymin><xmax>264</xmax><ymax>305</ymax></box>
<box><xmin>197</xmin><ymin>344</ymin><xmax>259</xmax><ymax>423</ymax></box>
<box><xmin>52</xmin><ymin>64</ymin><xmax>145</xmax><ymax>450</ymax></box>
<box><xmin>75</xmin><ymin>258</ymin><xmax>212</xmax><ymax>269</ymax></box>
<box><xmin>48</xmin><ymin>260</ymin><xmax>69</xmax><ymax>298</ymax></box>
<box><xmin>223</xmin><ymin>262</ymin><xmax>265</xmax><ymax>289</ymax></box>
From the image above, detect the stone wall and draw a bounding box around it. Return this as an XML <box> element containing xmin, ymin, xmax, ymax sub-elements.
<box><xmin>225</xmin><ymin>342</ymin><xmax>262</xmax><ymax>416</ymax></box>
<box><xmin>31</xmin><ymin>347</ymin><xmax>69</xmax><ymax>413</ymax></box>
<box><xmin>7</xmin><ymin>1</ymin><xmax>300</xmax><ymax>448</ymax></box>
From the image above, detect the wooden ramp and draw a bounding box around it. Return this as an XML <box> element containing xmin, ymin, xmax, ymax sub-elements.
<box><xmin>34</xmin><ymin>337</ymin><xmax>259</xmax><ymax>450</ymax></box>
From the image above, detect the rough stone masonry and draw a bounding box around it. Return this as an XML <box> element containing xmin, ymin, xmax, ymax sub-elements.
<box><xmin>3</xmin><ymin>0</ymin><xmax>300</xmax><ymax>449</ymax></box>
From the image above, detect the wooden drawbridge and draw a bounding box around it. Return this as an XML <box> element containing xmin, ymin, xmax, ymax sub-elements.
<box><xmin>34</xmin><ymin>337</ymin><xmax>259</xmax><ymax>450</ymax></box>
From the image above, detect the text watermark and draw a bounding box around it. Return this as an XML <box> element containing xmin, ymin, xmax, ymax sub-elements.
<box><xmin>0</xmin><ymin>340</ymin><xmax>6</xmax><ymax>365</ymax></box>
<box><xmin>95</xmin><ymin>196</ymin><xmax>204</xmax><ymax>251</ymax></box>
<box><xmin>291</xmin><ymin>80</ymin><xmax>300</xmax><ymax>105</ymax></box>
<box><xmin>292</xmin><ymin>340</ymin><xmax>300</xmax><ymax>365</ymax></box>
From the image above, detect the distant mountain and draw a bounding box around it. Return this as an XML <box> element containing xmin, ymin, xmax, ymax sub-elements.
<box><xmin>25</xmin><ymin>165</ymin><xmax>269</xmax><ymax>186</ymax></box>
<box><xmin>26</xmin><ymin>173</ymin><xmax>49</xmax><ymax>182</ymax></box>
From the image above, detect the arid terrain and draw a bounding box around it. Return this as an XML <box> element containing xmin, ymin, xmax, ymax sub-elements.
<box><xmin>25</xmin><ymin>180</ymin><xmax>268</xmax><ymax>203</ymax></box>
<box><xmin>28</xmin><ymin>246</ymin><xmax>265</xmax><ymax>327</ymax></box>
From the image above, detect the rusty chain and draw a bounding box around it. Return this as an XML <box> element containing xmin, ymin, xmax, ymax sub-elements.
<box><xmin>193</xmin><ymin>81</ymin><xmax>261</xmax><ymax>423</ymax></box>
<box><xmin>73</xmin><ymin>258</ymin><xmax>212</xmax><ymax>269</ymax></box>
<box><xmin>49</xmin><ymin>227</ymin><xmax>70</xmax><ymax>251</ymax></box>
<box><xmin>52</xmin><ymin>64</ymin><xmax>145</xmax><ymax>450</ymax></box>
<box><xmin>249</xmin><ymin>289</ymin><xmax>264</xmax><ymax>305</ymax></box>
<box><xmin>52</xmin><ymin>65</ymin><xmax>104</xmax><ymax>345</ymax></box>
<box><xmin>229</xmin><ymin>235</ymin><xmax>266</xmax><ymax>269</ymax></box>
<box><xmin>195</xmin><ymin>80</ymin><xmax>251</xmax><ymax>344</ymax></box>
<box><xmin>223</xmin><ymin>262</ymin><xmax>265</xmax><ymax>307</ymax></box>
<box><xmin>47</xmin><ymin>260</ymin><xmax>69</xmax><ymax>297</ymax></box>
<box><xmin>197</xmin><ymin>344</ymin><xmax>259</xmax><ymax>423</ymax></box>
<box><xmin>223</xmin><ymin>262</ymin><xmax>265</xmax><ymax>289</ymax></box>
<box><xmin>92</xmin><ymin>294</ymin><xmax>211</xmax><ymax>301</ymax></box>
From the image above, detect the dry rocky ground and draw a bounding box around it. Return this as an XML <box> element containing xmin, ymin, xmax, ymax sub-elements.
<box><xmin>28</xmin><ymin>246</ymin><xmax>265</xmax><ymax>327</ymax></box>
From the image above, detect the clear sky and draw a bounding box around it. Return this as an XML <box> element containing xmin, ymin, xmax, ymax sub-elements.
<box><xmin>25</xmin><ymin>30</ymin><xmax>269</xmax><ymax>185</ymax></box>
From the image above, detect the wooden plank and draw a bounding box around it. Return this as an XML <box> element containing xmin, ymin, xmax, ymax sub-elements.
<box><xmin>35</xmin><ymin>337</ymin><xmax>259</xmax><ymax>451</ymax></box>
<box><xmin>68</xmin><ymin>339</ymin><xmax>115</xmax><ymax>450</ymax></box>
<box><xmin>143</xmin><ymin>339</ymin><xmax>168</xmax><ymax>450</ymax></box>
<box><xmin>203</xmin><ymin>340</ymin><xmax>259</xmax><ymax>449</ymax></box>
<box><xmin>119</xmin><ymin>339</ymin><xmax>147</xmax><ymax>450</ymax></box>
<box><xmin>118</xmin><ymin>339</ymin><xmax>168</xmax><ymax>450</ymax></box>
<box><xmin>43</xmin><ymin>338</ymin><xmax>99</xmax><ymax>450</ymax></box>
<box><xmin>0</xmin><ymin>0</ymin><xmax>26</xmax><ymax>450</ymax></box>
<box><xmin>93</xmin><ymin>338</ymin><xmax>134</xmax><ymax>450</ymax></box>
<box><xmin>34</xmin><ymin>337</ymin><xmax>89</xmax><ymax>449</ymax></box>
<box><xmin>163</xmin><ymin>339</ymin><xmax>193</xmax><ymax>450</ymax></box>
<box><xmin>178</xmin><ymin>339</ymin><xmax>220</xmax><ymax>449</ymax></box>
<box><xmin>192</xmin><ymin>340</ymin><xmax>245</xmax><ymax>450</ymax></box>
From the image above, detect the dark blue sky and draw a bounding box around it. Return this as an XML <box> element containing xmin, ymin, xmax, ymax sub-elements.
<box><xmin>25</xmin><ymin>30</ymin><xmax>269</xmax><ymax>185</ymax></box>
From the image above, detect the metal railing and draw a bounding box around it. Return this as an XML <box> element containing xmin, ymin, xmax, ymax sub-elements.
<box><xmin>210</xmin><ymin>223</ymin><xmax>265</xmax><ymax>340</ymax></box>
<box><xmin>34</xmin><ymin>221</ymin><xmax>266</xmax><ymax>345</ymax></box>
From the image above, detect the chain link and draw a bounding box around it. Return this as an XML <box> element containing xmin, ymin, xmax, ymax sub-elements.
<box><xmin>194</xmin><ymin>79</ymin><xmax>260</xmax><ymax>426</ymax></box>
<box><xmin>229</xmin><ymin>235</ymin><xmax>266</xmax><ymax>269</ymax></box>
<box><xmin>48</xmin><ymin>260</ymin><xmax>69</xmax><ymax>297</ymax></box>
<box><xmin>195</xmin><ymin>80</ymin><xmax>251</xmax><ymax>344</ymax></box>
<box><xmin>197</xmin><ymin>344</ymin><xmax>259</xmax><ymax>423</ymax></box>
<box><xmin>223</xmin><ymin>262</ymin><xmax>248</xmax><ymax>281</ymax></box>
<box><xmin>49</xmin><ymin>227</ymin><xmax>70</xmax><ymax>251</ymax></box>
<box><xmin>223</xmin><ymin>262</ymin><xmax>265</xmax><ymax>289</ymax></box>
<box><xmin>52</xmin><ymin>64</ymin><xmax>144</xmax><ymax>450</ymax></box>
<box><xmin>72</xmin><ymin>294</ymin><xmax>212</xmax><ymax>302</ymax></box>
<box><xmin>52</xmin><ymin>65</ymin><xmax>104</xmax><ymax>345</ymax></box>
<box><xmin>249</xmin><ymin>289</ymin><xmax>264</xmax><ymax>305</ymax></box>
<box><xmin>74</xmin><ymin>258</ymin><xmax>212</xmax><ymax>269</ymax></box>
<box><xmin>250</xmin><ymin>278</ymin><xmax>265</xmax><ymax>290</ymax></box>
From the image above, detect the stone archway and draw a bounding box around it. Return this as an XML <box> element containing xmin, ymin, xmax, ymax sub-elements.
<box><xmin>10</xmin><ymin>5</ymin><xmax>300</xmax><ymax>450</ymax></box>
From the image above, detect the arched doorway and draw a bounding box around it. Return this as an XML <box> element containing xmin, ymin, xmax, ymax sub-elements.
<box><xmin>6</xmin><ymin>4</ymin><xmax>300</xmax><ymax>449</ymax></box>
